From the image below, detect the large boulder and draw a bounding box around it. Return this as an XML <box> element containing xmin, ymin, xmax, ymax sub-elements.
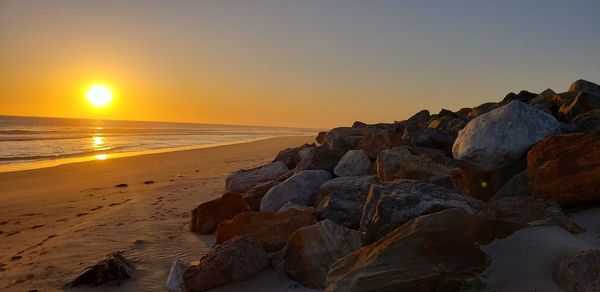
<box><xmin>333</xmin><ymin>149</ymin><xmax>372</xmax><ymax>177</ymax></box>
<box><xmin>225</xmin><ymin>161</ymin><xmax>289</xmax><ymax>193</ymax></box>
<box><xmin>241</xmin><ymin>181</ymin><xmax>278</xmax><ymax>211</ymax></box>
<box><xmin>317</xmin><ymin>176</ymin><xmax>379</xmax><ymax>229</ymax></box>
<box><xmin>376</xmin><ymin>146</ymin><xmax>457</xmax><ymax>187</ymax></box>
<box><xmin>283</xmin><ymin>220</ymin><xmax>362</xmax><ymax>289</ymax></box>
<box><xmin>260</xmin><ymin>170</ymin><xmax>331</xmax><ymax>212</ymax></box>
<box><xmin>468</xmin><ymin>102</ymin><xmax>499</xmax><ymax>119</ymax></box>
<box><xmin>569</xmin><ymin>79</ymin><xmax>600</xmax><ymax>93</ymax></box>
<box><xmin>360</xmin><ymin>180</ymin><xmax>486</xmax><ymax>243</ymax></box>
<box><xmin>402</xmin><ymin>126</ymin><xmax>456</xmax><ymax>154</ymax></box>
<box><xmin>487</xmin><ymin>197</ymin><xmax>584</xmax><ymax>234</ymax></box>
<box><xmin>183</xmin><ymin>235</ymin><xmax>269</xmax><ymax>292</ymax></box>
<box><xmin>490</xmin><ymin>170</ymin><xmax>528</xmax><ymax>200</ymax></box>
<box><xmin>64</xmin><ymin>252</ymin><xmax>134</xmax><ymax>287</ymax></box>
<box><xmin>326</xmin><ymin>208</ymin><xmax>520</xmax><ymax>292</ymax></box>
<box><xmin>528</xmin><ymin>132</ymin><xmax>600</xmax><ymax>207</ymax></box>
<box><xmin>190</xmin><ymin>193</ymin><xmax>250</xmax><ymax>234</ymax></box>
<box><xmin>558</xmin><ymin>91</ymin><xmax>600</xmax><ymax>121</ymax></box>
<box><xmin>322</xmin><ymin>126</ymin><xmax>404</xmax><ymax>159</ymax></box>
<box><xmin>558</xmin><ymin>249</ymin><xmax>600</xmax><ymax>292</ymax></box>
<box><xmin>273</xmin><ymin>143</ymin><xmax>315</xmax><ymax>169</ymax></box>
<box><xmin>528</xmin><ymin>88</ymin><xmax>558</xmax><ymax>114</ymax></box>
<box><xmin>453</xmin><ymin>101</ymin><xmax>560</xmax><ymax>172</ymax></box>
<box><xmin>295</xmin><ymin>146</ymin><xmax>341</xmax><ymax>173</ymax></box>
<box><xmin>572</xmin><ymin>109</ymin><xmax>600</xmax><ymax>132</ymax></box>
<box><xmin>215</xmin><ymin>208</ymin><xmax>317</xmax><ymax>252</ymax></box>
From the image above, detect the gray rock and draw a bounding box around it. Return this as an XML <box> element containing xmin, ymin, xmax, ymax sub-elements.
<box><xmin>295</xmin><ymin>146</ymin><xmax>341</xmax><ymax>173</ymax></box>
<box><xmin>468</xmin><ymin>102</ymin><xmax>499</xmax><ymax>119</ymax></box>
<box><xmin>558</xmin><ymin>91</ymin><xmax>600</xmax><ymax>121</ymax></box>
<box><xmin>376</xmin><ymin>146</ymin><xmax>457</xmax><ymax>186</ymax></box>
<box><xmin>491</xmin><ymin>170</ymin><xmax>528</xmax><ymax>200</ymax></box>
<box><xmin>166</xmin><ymin>259</ymin><xmax>189</xmax><ymax>292</ymax></box>
<box><xmin>572</xmin><ymin>109</ymin><xmax>600</xmax><ymax>132</ymax></box>
<box><xmin>402</xmin><ymin>126</ymin><xmax>456</xmax><ymax>153</ymax></box>
<box><xmin>260</xmin><ymin>170</ymin><xmax>332</xmax><ymax>212</ymax></box>
<box><xmin>559</xmin><ymin>250</ymin><xmax>600</xmax><ymax>292</ymax></box>
<box><xmin>317</xmin><ymin>176</ymin><xmax>378</xmax><ymax>229</ymax></box>
<box><xmin>225</xmin><ymin>161</ymin><xmax>289</xmax><ymax>193</ymax></box>
<box><xmin>360</xmin><ymin>180</ymin><xmax>486</xmax><ymax>243</ymax></box>
<box><xmin>284</xmin><ymin>220</ymin><xmax>362</xmax><ymax>289</ymax></box>
<box><xmin>333</xmin><ymin>149</ymin><xmax>372</xmax><ymax>177</ymax></box>
<box><xmin>453</xmin><ymin>101</ymin><xmax>560</xmax><ymax>172</ymax></box>
<box><xmin>183</xmin><ymin>235</ymin><xmax>269</xmax><ymax>292</ymax></box>
<box><xmin>528</xmin><ymin>88</ymin><xmax>558</xmax><ymax>114</ymax></box>
<box><xmin>64</xmin><ymin>252</ymin><xmax>134</xmax><ymax>287</ymax></box>
<box><xmin>569</xmin><ymin>79</ymin><xmax>600</xmax><ymax>94</ymax></box>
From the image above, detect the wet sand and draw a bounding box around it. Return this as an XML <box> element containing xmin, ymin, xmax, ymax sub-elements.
<box><xmin>0</xmin><ymin>136</ymin><xmax>315</xmax><ymax>291</ymax></box>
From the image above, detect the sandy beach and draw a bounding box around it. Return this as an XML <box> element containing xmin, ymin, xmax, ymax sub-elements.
<box><xmin>0</xmin><ymin>135</ymin><xmax>315</xmax><ymax>291</ymax></box>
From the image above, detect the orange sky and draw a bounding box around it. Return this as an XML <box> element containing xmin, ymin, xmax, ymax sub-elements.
<box><xmin>1</xmin><ymin>1</ymin><xmax>599</xmax><ymax>128</ymax></box>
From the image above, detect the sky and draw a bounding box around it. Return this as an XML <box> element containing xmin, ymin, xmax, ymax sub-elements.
<box><xmin>1</xmin><ymin>0</ymin><xmax>599</xmax><ymax>128</ymax></box>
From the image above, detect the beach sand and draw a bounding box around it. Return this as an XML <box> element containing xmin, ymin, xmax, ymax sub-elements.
<box><xmin>0</xmin><ymin>136</ymin><xmax>316</xmax><ymax>291</ymax></box>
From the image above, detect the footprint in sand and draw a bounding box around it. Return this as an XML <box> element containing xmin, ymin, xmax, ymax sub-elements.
<box><xmin>56</xmin><ymin>218</ymin><xmax>68</xmax><ymax>222</ymax></box>
<box><xmin>10</xmin><ymin>255</ymin><xmax>22</xmax><ymax>261</ymax></box>
<box><xmin>0</xmin><ymin>221</ymin><xmax>7</xmax><ymax>225</ymax></box>
<box><xmin>31</xmin><ymin>225</ymin><xmax>45</xmax><ymax>229</ymax></box>
<box><xmin>89</xmin><ymin>206</ymin><xmax>102</xmax><ymax>211</ymax></box>
<box><xmin>143</xmin><ymin>180</ymin><xmax>155</xmax><ymax>184</ymax></box>
<box><xmin>5</xmin><ymin>231</ymin><xmax>20</xmax><ymax>237</ymax></box>
<box><xmin>76</xmin><ymin>212</ymin><xmax>88</xmax><ymax>217</ymax></box>
<box><xmin>115</xmin><ymin>183</ymin><xmax>128</xmax><ymax>188</ymax></box>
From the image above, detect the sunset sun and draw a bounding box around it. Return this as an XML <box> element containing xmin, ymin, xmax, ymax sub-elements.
<box><xmin>86</xmin><ymin>85</ymin><xmax>113</xmax><ymax>108</ymax></box>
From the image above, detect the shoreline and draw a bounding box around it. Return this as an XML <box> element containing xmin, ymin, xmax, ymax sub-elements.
<box><xmin>0</xmin><ymin>135</ymin><xmax>315</xmax><ymax>291</ymax></box>
<box><xmin>0</xmin><ymin>134</ymin><xmax>316</xmax><ymax>173</ymax></box>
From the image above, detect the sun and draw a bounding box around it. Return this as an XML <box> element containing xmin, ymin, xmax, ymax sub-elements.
<box><xmin>86</xmin><ymin>85</ymin><xmax>113</xmax><ymax>108</ymax></box>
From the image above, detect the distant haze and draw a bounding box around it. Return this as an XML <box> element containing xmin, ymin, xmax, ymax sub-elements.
<box><xmin>1</xmin><ymin>0</ymin><xmax>599</xmax><ymax>128</ymax></box>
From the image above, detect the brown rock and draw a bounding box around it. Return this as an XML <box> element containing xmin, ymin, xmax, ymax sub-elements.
<box><xmin>183</xmin><ymin>235</ymin><xmax>269</xmax><ymax>292</ymax></box>
<box><xmin>284</xmin><ymin>220</ymin><xmax>362</xmax><ymax>289</ymax></box>
<box><xmin>190</xmin><ymin>193</ymin><xmax>250</xmax><ymax>234</ymax></box>
<box><xmin>242</xmin><ymin>181</ymin><xmax>278</xmax><ymax>211</ymax></box>
<box><xmin>64</xmin><ymin>252</ymin><xmax>134</xmax><ymax>287</ymax></box>
<box><xmin>215</xmin><ymin>208</ymin><xmax>317</xmax><ymax>252</ymax></box>
<box><xmin>559</xmin><ymin>250</ymin><xmax>600</xmax><ymax>292</ymax></box>
<box><xmin>487</xmin><ymin>197</ymin><xmax>584</xmax><ymax>234</ymax></box>
<box><xmin>326</xmin><ymin>208</ymin><xmax>520</xmax><ymax>292</ymax></box>
<box><xmin>528</xmin><ymin>132</ymin><xmax>600</xmax><ymax>207</ymax></box>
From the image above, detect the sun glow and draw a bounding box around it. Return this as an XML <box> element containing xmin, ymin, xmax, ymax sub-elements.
<box><xmin>86</xmin><ymin>85</ymin><xmax>113</xmax><ymax>108</ymax></box>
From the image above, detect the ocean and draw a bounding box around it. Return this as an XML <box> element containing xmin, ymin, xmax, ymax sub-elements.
<box><xmin>0</xmin><ymin>115</ymin><xmax>317</xmax><ymax>172</ymax></box>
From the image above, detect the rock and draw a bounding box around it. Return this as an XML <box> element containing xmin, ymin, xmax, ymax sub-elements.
<box><xmin>455</xmin><ymin>107</ymin><xmax>472</xmax><ymax>119</ymax></box>
<box><xmin>225</xmin><ymin>161</ymin><xmax>289</xmax><ymax>193</ymax></box>
<box><xmin>183</xmin><ymin>235</ymin><xmax>269</xmax><ymax>292</ymax></box>
<box><xmin>487</xmin><ymin>197</ymin><xmax>584</xmax><ymax>234</ymax></box>
<box><xmin>298</xmin><ymin>146</ymin><xmax>315</xmax><ymax>161</ymax></box>
<box><xmin>316</xmin><ymin>131</ymin><xmax>327</xmax><ymax>144</ymax></box>
<box><xmin>491</xmin><ymin>170</ymin><xmax>528</xmax><ymax>200</ymax></box>
<box><xmin>360</xmin><ymin>180</ymin><xmax>486</xmax><ymax>243</ymax></box>
<box><xmin>428</xmin><ymin>114</ymin><xmax>469</xmax><ymax>132</ymax></box>
<box><xmin>190</xmin><ymin>193</ymin><xmax>250</xmax><ymax>234</ymax></box>
<box><xmin>528</xmin><ymin>132</ymin><xmax>600</xmax><ymax>207</ymax></box>
<box><xmin>322</xmin><ymin>126</ymin><xmax>404</xmax><ymax>159</ymax></box>
<box><xmin>572</xmin><ymin>109</ymin><xmax>600</xmax><ymax>132</ymax></box>
<box><xmin>326</xmin><ymin>208</ymin><xmax>520</xmax><ymax>292</ymax></box>
<box><xmin>468</xmin><ymin>102</ymin><xmax>499</xmax><ymax>119</ymax></box>
<box><xmin>319</xmin><ymin>175</ymin><xmax>379</xmax><ymax>197</ymax></box>
<box><xmin>284</xmin><ymin>220</ymin><xmax>362</xmax><ymax>289</ymax></box>
<box><xmin>502</xmin><ymin>90</ymin><xmax>538</xmax><ymax>104</ymax></box>
<box><xmin>352</xmin><ymin>121</ymin><xmax>368</xmax><ymax>128</ymax></box>
<box><xmin>528</xmin><ymin>88</ymin><xmax>558</xmax><ymax>114</ymax></box>
<box><xmin>558</xmin><ymin>91</ymin><xmax>600</xmax><ymax>121</ymax></box>
<box><xmin>333</xmin><ymin>149</ymin><xmax>372</xmax><ymax>177</ymax></box>
<box><xmin>404</xmin><ymin>109</ymin><xmax>430</xmax><ymax>128</ymax></box>
<box><xmin>64</xmin><ymin>252</ymin><xmax>134</xmax><ymax>287</ymax></box>
<box><xmin>274</xmin><ymin>143</ymin><xmax>314</xmax><ymax>169</ymax></box>
<box><xmin>215</xmin><ymin>208</ymin><xmax>317</xmax><ymax>252</ymax></box>
<box><xmin>242</xmin><ymin>180</ymin><xmax>278</xmax><ymax>211</ymax></box>
<box><xmin>559</xmin><ymin>250</ymin><xmax>600</xmax><ymax>292</ymax></box>
<box><xmin>453</xmin><ymin>101</ymin><xmax>560</xmax><ymax>172</ymax></box>
<box><xmin>260</xmin><ymin>170</ymin><xmax>331</xmax><ymax>212</ymax></box>
<box><xmin>317</xmin><ymin>176</ymin><xmax>378</xmax><ymax>229</ymax></box>
<box><xmin>376</xmin><ymin>146</ymin><xmax>457</xmax><ymax>187</ymax></box>
<box><xmin>569</xmin><ymin>79</ymin><xmax>600</xmax><ymax>93</ymax></box>
<box><xmin>402</xmin><ymin>126</ymin><xmax>456</xmax><ymax>153</ymax></box>
<box><xmin>295</xmin><ymin>146</ymin><xmax>341</xmax><ymax>173</ymax></box>
<box><xmin>166</xmin><ymin>259</ymin><xmax>189</xmax><ymax>292</ymax></box>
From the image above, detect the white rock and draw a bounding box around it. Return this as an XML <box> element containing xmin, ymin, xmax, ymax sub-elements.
<box><xmin>452</xmin><ymin>101</ymin><xmax>560</xmax><ymax>172</ymax></box>
<box><xmin>333</xmin><ymin>150</ymin><xmax>371</xmax><ymax>177</ymax></box>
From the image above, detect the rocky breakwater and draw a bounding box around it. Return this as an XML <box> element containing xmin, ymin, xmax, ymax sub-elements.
<box><xmin>178</xmin><ymin>79</ymin><xmax>600</xmax><ymax>292</ymax></box>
